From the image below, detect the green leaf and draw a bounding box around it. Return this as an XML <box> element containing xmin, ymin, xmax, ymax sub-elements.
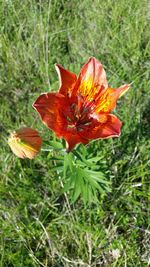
<box><xmin>49</xmin><ymin>140</ymin><xmax>64</xmax><ymax>149</ymax></box>
<box><xmin>55</xmin><ymin>147</ymin><xmax>112</xmax><ymax>204</ymax></box>
<box><xmin>63</xmin><ymin>153</ymin><xmax>74</xmax><ymax>178</ymax></box>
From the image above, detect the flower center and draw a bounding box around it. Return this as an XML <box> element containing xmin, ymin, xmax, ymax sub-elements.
<box><xmin>66</xmin><ymin>96</ymin><xmax>93</xmax><ymax>131</ymax></box>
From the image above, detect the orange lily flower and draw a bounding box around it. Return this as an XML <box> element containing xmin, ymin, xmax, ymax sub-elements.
<box><xmin>8</xmin><ymin>127</ymin><xmax>42</xmax><ymax>159</ymax></box>
<box><xmin>33</xmin><ymin>57</ymin><xmax>130</xmax><ymax>151</ymax></box>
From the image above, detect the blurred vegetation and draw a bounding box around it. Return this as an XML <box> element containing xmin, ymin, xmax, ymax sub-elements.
<box><xmin>0</xmin><ymin>0</ymin><xmax>150</xmax><ymax>266</ymax></box>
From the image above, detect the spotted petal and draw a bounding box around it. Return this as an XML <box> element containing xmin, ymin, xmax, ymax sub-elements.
<box><xmin>64</xmin><ymin>114</ymin><xmax>122</xmax><ymax>151</ymax></box>
<box><xmin>79</xmin><ymin>114</ymin><xmax>122</xmax><ymax>141</ymax></box>
<box><xmin>55</xmin><ymin>64</ymin><xmax>77</xmax><ymax>96</ymax></box>
<box><xmin>95</xmin><ymin>84</ymin><xmax>130</xmax><ymax>113</ymax></box>
<box><xmin>73</xmin><ymin>57</ymin><xmax>108</xmax><ymax>100</ymax></box>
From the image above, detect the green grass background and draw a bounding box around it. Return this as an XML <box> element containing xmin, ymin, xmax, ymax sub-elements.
<box><xmin>0</xmin><ymin>0</ymin><xmax>150</xmax><ymax>266</ymax></box>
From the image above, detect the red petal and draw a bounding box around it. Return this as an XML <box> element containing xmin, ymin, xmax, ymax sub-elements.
<box><xmin>33</xmin><ymin>92</ymin><xmax>68</xmax><ymax>137</ymax></box>
<box><xmin>80</xmin><ymin>114</ymin><xmax>122</xmax><ymax>140</ymax></box>
<box><xmin>73</xmin><ymin>57</ymin><xmax>108</xmax><ymax>99</ymax></box>
<box><xmin>115</xmin><ymin>84</ymin><xmax>130</xmax><ymax>98</ymax></box>
<box><xmin>55</xmin><ymin>64</ymin><xmax>77</xmax><ymax>96</ymax></box>
<box><xmin>33</xmin><ymin>93</ymin><xmax>88</xmax><ymax>151</ymax></box>
<box><xmin>95</xmin><ymin>84</ymin><xmax>130</xmax><ymax>113</ymax></box>
<box><xmin>64</xmin><ymin>129</ymin><xmax>88</xmax><ymax>152</ymax></box>
<box><xmin>64</xmin><ymin>114</ymin><xmax>122</xmax><ymax>151</ymax></box>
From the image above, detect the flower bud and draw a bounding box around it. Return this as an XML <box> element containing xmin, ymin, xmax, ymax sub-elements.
<box><xmin>8</xmin><ymin>127</ymin><xmax>42</xmax><ymax>159</ymax></box>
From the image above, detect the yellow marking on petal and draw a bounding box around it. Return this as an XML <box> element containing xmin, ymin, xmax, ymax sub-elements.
<box><xmin>18</xmin><ymin>141</ymin><xmax>38</xmax><ymax>152</ymax></box>
<box><xmin>95</xmin><ymin>91</ymin><xmax>111</xmax><ymax>113</ymax></box>
<box><xmin>96</xmin><ymin>101</ymin><xmax>111</xmax><ymax>113</ymax></box>
<box><xmin>98</xmin><ymin>114</ymin><xmax>108</xmax><ymax>123</ymax></box>
<box><xmin>8</xmin><ymin>135</ymin><xmax>37</xmax><ymax>153</ymax></box>
<box><xmin>79</xmin><ymin>78</ymin><xmax>98</xmax><ymax>101</ymax></box>
<box><xmin>8</xmin><ymin>128</ymin><xmax>42</xmax><ymax>159</ymax></box>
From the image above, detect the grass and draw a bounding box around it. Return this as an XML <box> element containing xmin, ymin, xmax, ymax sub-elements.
<box><xmin>0</xmin><ymin>0</ymin><xmax>150</xmax><ymax>266</ymax></box>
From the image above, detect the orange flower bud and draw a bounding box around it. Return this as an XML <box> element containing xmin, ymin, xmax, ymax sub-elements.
<box><xmin>8</xmin><ymin>127</ymin><xmax>42</xmax><ymax>159</ymax></box>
